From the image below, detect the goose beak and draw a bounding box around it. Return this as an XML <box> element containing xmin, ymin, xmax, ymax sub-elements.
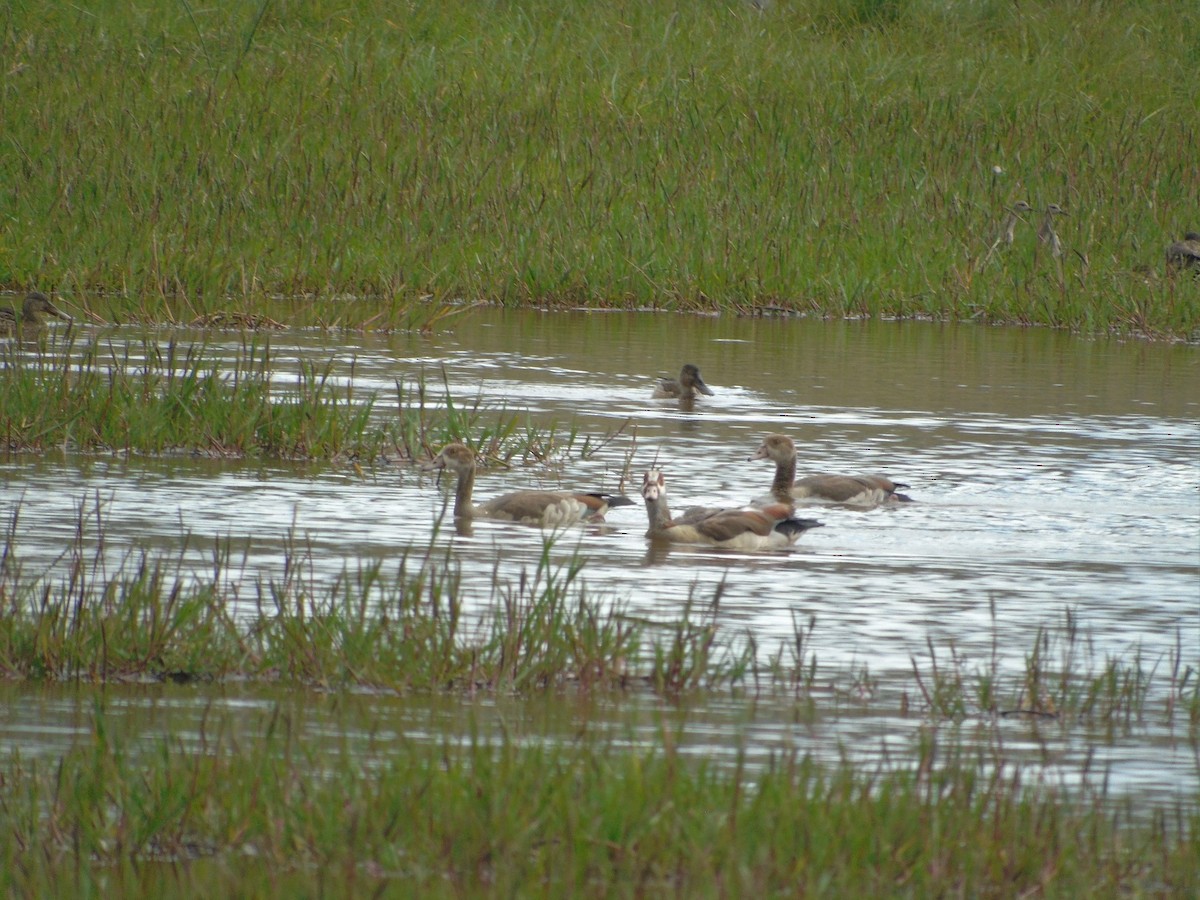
<box><xmin>420</xmin><ymin>453</ymin><xmax>446</xmax><ymax>475</ymax></box>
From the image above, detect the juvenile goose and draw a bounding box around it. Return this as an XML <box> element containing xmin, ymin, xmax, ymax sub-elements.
<box><xmin>0</xmin><ymin>291</ymin><xmax>68</xmax><ymax>337</ymax></box>
<box><xmin>750</xmin><ymin>433</ymin><xmax>911</xmax><ymax>507</ymax></box>
<box><xmin>1165</xmin><ymin>232</ymin><xmax>1200</xmax><ymax>273</ymax></box>
<box><xmin>432</xmin><ymin>442</ymin><xmax>635</xmax><ymax>527</ymax></box>
<box><xmin>653</xmin><ymin>364</ymin><xmax>714</xmax><ymax>400</ymax></box>
<box><xmin>641</xmin><ymin>469</ymin><xmax>822</xmax><ymax>550</ymax></box>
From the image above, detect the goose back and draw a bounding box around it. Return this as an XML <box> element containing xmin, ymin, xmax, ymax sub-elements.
<box><xmin>1165</xmin><ymin>232</ymin><xmax>1200</xmax><ymax>272</ymax></box>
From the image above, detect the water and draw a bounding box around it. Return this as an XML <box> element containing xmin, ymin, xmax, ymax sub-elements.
<box><xmin>2</xmin><ymin>311</ymin><xmax>1198</xmax><ymax>806</ymax></box>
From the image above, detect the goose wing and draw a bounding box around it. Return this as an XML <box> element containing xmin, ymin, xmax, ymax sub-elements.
<box><xmin>794</xmin><ymin>474</ymin><xmax>902</xmax><ymax>504</ymax></box>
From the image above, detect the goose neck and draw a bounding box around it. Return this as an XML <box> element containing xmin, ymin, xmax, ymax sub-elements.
<box><xmin>453</xmin><ymin>465</ymin><xmax>476</xmax><ymax>519</ymax></box>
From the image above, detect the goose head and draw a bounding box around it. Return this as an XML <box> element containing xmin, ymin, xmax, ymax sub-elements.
<box><xmin>432</xmin><ymin>442</ymin><xmax>476</xmax><ymax>476</ymax></box>
<box><xmin>641</xmin><ymin>469</ymin><xmax>666</xmax><ymax>503</ymax></box>
<box><xmin>749</xmin><ymin>433</ymin><xmax>796</xmax><ymax>465</ymax></box>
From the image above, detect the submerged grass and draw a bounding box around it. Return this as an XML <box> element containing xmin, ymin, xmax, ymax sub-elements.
<box><xmin>0</xmin><ymin>333</ymin><xmax>379</xmax><ymax>458</ymax></box>
<box><xmin>2</xmin><ymin>1</ymin><xmax>1197</xmax><ymax>336</ymax></box>
<box><xmin>0</xmin><ymin>334</ymin><xmax>614</xmax><ymax>462</ymax></box>
<box><xmin>2</xmin><ymin>512</ymin><xmax>1196</xmax><ymax>725</ymax></box>
<box><xmin>0</xmin><ymin>516</ymin><xmax>1195</xmax><ymax>894</ymax></box>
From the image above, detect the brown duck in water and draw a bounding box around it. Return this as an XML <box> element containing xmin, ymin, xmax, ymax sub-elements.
<box><xmin>641</xmin><ymin>469</ymin><xmax>822</xmax><ymax>550</ymax></box>
<box><xmin>0</xmin><ymin>292</ymin><xmax>69</xmax><ymax>338</ymax></box>
<box><xmin>750</xmin><ymin>433</ymin><xmax>912</xmax><ymax>507</ymax></box>
<box><xmin>653</xmin><ymin>364</ymin><xmax>714</xmax><ymax>400</ymax></box>
<box><xmin>431</xmin><ymin>442</ymin><xmax>634</xmax><ymax>527</ymax></box>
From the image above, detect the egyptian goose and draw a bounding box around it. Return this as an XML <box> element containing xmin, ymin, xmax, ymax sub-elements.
<box><xmin>652</xmin><ymin>364</ymin><xmax>714</xmax><ymax>400</ymax></box>
<box><xmin>640</xmin><ymin>469</ymin><xmax>822</xmax><ymax>550</ymax></box>
<box><xmin>1165</xmin><ymin>232</ymin><xmax>1200</xmax><ymax>273</ymax></box>
<box><xmin>750</xmin><ymin>433</ymin><xmax>911</xmax><ymax>507</ymax></box>
<box><xmin>0</xmin><ymin>292</ymin><xmax>68</xmax><ymax>338</ymax></box>
<box><xmin>431</xmin><ymin>442</ymin><xmax>634</xmax><ymax>527</ymax></box>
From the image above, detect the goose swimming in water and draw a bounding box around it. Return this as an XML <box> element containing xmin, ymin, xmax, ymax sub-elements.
<box><xmin>431</xmin><ymin>442</ymin><xmax>635</xmax><ymax>527</ymax></box>
<box><xmin>640</xmin><ymin>468</ymin><xmax>822</xmax><ymax>550</ymax></box>
<box><xmin>749</xmin><ymin>433</ymin><xmax>912</xmax><ymax>507</ymax></box>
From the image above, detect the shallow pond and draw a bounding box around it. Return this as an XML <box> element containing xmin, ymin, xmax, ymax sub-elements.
<box><xmin>2</xmin><ymin>310</ymin><xmax>1198</xmax><ymax>807</ymax></box>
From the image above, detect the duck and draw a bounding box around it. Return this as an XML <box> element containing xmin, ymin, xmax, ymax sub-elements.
<box><xmin>431</xmin><ymin>442</ymin><xmax>635</xmax><ymax>527</ymax></box>
<box><xmin>1165</xmin><ymin>232</ymin><xmax>1200</xmax><ymax>273</ymax></box>
<box><xmin>0</xmin><ymin>291</ymin><xmax>68</xmax><ymax>338</ymax></box>
<box><xmin>653</xmin><ymin>364</ymin><xmax>714</xmax><ymax>400</ymax></box>
<box><xmin>749</xmin><ymin>433</ymin><xmax>911</xmax><ymax>507</ymax></box>
<box><xmin>640</xmin><ymin>469</ymin><xmax>822</xmax><ymax>550</ymax></box>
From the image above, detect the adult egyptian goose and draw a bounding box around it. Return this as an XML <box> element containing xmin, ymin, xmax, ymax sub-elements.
<box><xmin>1165</xmin><ymin>232</ymin><xmax>1200</xmax><ymax>273</ymax></box>
<box><xmin>640</xmin><ymin>469</ymin><xmax>822</xmax><ymax>550</ymax></box>
<box><xmin>750</xmin><ymin>433</ymin><xmax>911</xmax><ymax>507</ymax></box>
<box><xmin>431</xmin><ymin>442</ymin><xmax>635</xmax><ymax>527</ymax></box>
<box><xmin>0</xmin><ymin>292</ymin><xmax>68</xmax><ymax>338</ymax></box>
<box><xmin>652</xmin><ymin>364</ymin><xmax>714</xmax><ymax>400</ymax></box>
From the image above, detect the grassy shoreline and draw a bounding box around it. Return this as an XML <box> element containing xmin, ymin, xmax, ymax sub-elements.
<box><xmin>3</xmin><ymin>1</ymin><xmax>1197</xmax><ymax>337</ymax></box>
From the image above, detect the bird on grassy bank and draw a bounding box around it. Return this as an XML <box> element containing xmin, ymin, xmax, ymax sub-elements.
<box><xmin>979</xmin><ymin>200</ymin><xmax>1033</xmax><ymax>269</ymax></box>
<box><xmin>1165</xmin><ymin>232</ymin><xmax>1200</xmax><ymax>273</ymax></box>
<box><xmin>995</xmin><ymin>200</ymin><xmax>1033</xmax><ymax>249</ymax></box>
<box><xmin>640</xmin><ymin>469</ymin><xmax>822</xmax><ymax>550</ymax></box>
<box><xmin>430</xmin><ymin>442</ymin><xmax>635</xmax><ymax>527</ymax></box>
<box><xmin>653</xmin><ymin>364</ymin><xmax>714</xmax><ymax>401</ymax></box>
<box><xmin>1037</xmin><ymin>204</ymin><xmax>1067</xmax><ymax>259</ymax></box>
<box><xmin>749</xmin><ymin>434</ymin><xmax>912</xmax><ymax>507</ymax></box>
<box><xmin>0</xmin><ymin>291</ymin><xmax>69</xmax><ymax>338</ymax></box>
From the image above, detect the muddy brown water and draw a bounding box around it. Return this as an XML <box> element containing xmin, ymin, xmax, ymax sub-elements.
<box><xmin>2</xmin><ymin>310</ymin><xmax>1197</xmax><ymax>807</ymax></box>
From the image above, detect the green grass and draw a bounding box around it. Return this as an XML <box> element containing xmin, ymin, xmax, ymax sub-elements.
<box><xmin>1</xmin><ymin>703</ymin><xmax>1194</xmax><ymax>897</ymax></box>
<box><xmin>2</xmin><ymin>1</ymin><xmax>1197</xmax><ymax>336</ymax></box>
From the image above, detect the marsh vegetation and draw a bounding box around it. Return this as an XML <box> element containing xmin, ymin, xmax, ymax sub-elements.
<box><xmin>1</xmin><ymin>0</ymin><xmax>1197</xmax><ymax>893</ymax></box>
